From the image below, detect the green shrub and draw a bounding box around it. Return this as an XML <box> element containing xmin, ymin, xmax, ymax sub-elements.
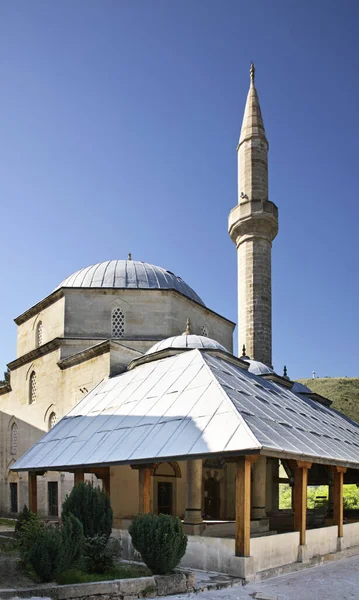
<box><xmin>18</xmin><ymin>515</ymin><xmax>44</xmax><ymax>562</ymax></box>
<box><xmin>62</xmin><ymin>482</ymin><xmax>113</xmax><ymax>539</ymax></box>
<box><xmin>129</xmin><ymin>514</ymin><xmax>187</xmax><ymax>575</ymax></box>
<box><xmin>15</xmin><ymin>505</ymin><xmax>38</xmax><ymax>537</ymax></box>
<box><xmin>83</xmin><ymin>534</ymin><xmax>121</xmax><ymax>574</ymax></box>
<box><xmin>59</xmin><ymin>513</ymin><xmax>84</xmax><ymax>572</ymax></box>
<box><xmin>28</xmin><ymin>526</ymin><xmax>62</xmax><ymax>582</ymax></box>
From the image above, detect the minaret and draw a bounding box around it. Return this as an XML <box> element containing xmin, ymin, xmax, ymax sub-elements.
<box><xmin>228</xmin><ymin>64</ymin><xmax>278</xmax><ymax>366</ymax></box>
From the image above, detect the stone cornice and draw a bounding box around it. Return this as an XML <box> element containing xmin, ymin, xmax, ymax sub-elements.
<box><xmin>57</xmin><ymin>340</ymin><xmax>143</xmax><ymax>370</ymax></box>
<box><xmin>7</xmin><ymin>338</ymin><xmax>62</xmax><ymax>371</ymax></box>
<box><xmin>15</xmin><ymin>290</ymin><xmax>64</xmax><ymax>325</ymax></box>
<box><xmin>0</xmin><ymin>383</ymin><xmax>11</xmax><ymax>396</ymax></box>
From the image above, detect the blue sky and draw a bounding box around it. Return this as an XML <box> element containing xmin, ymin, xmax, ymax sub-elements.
<box><xmin>0</xmin><ymin>1</ymin><xmax>358</xmax><ymax>380</ymax></box>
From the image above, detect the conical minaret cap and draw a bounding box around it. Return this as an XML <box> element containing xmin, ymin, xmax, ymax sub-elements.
<box><xmin>238</xmin><ymin>63</ymin><xmax>267</xmax><ymax>149</ymax></box>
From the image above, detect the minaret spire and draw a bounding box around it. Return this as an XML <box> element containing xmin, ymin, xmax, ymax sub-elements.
<box><xmin>228</xmin><ymin>65</ymin><xmax>279</xmax><ymax>366</ymax></box>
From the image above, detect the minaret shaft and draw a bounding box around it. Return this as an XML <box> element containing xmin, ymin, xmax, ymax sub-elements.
<box><xmin>229</xmin><ymin>65</ymin><xmax>278</xmax><ymax>366</ymax></box>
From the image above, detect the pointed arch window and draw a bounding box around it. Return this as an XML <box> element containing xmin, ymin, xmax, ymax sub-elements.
<box><xmin>111</xmin><ymin>307</ymin><xmax>125</xmax><ymax>338</ymax></box>
<box><xmin>48</xmin><ymin>412</ymin><xmax>57</xmax><ymax>430</ymax></box>
<box><xmin>29</xmin><ymin>371</ymin><xmax>36</xmax><ymax>404</ymax></box>
<box><xmin>10</xmin><ymin>423</ymin><xmax>18</xmax><ymax>455</ymax></box>
<box><xmin>36</xmin><ymin>321</ymin><xmax>43</xmax><ymax>348</ymax></box>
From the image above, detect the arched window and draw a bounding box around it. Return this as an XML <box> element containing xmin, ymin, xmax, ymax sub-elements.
<box><xmin>48</xmin><ymin>412</ymin><xmax>57</xmax><ymax>430</ymax></box>
<box><xmin>36</xmin><ymin>321</ymin><xmax>43</xmax><ymax>348</ymax></box>
<box><xmin>10</xmin><ymin>423</ymin><xmax>18</xmax><ymax>455</ymax></box>
<box><xmin>111</xmin><ymin>307</ymin><xmax>125</xmax><ymax>338</ymax></box>
<box><xmin>200</xmin><ymin>325</ymin><xmax>208</xmax><ymax>337</ymax></box>
<box><xmin>29</xmin><ymin>371</ymin><xmax>36</xmax><ymax>404</ymax></box>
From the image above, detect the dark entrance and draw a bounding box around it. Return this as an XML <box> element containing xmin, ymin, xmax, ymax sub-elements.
<box><xmin>48</xmin><ymin>482</ymin><xmax>58</xmax><ymax>516</ymax></box>
<box><xmin>157</xmin><ymin>482</ymin><xmax>173</xmax><ymax>515</ymax></box>
<box><xmin>10</xmin><ymin>482</ymin><xmax>18</xmax><ymax>513</ymax></box>
<box><xmin>204</xmin><ymin>477</ymin><xmax>220</xmax><ymax>519</ymax></box>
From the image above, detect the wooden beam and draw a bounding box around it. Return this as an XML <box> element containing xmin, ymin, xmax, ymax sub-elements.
<box><xmin>331</xmin><ymin>466</ymin><xmax>346</xmax><ymax>538</ymax></box>
<box><xmin>74</xmin><ymin>471</ymin><xmax>85</xmax><ymax>485</ymax></box>
<box><xmin>293</xmin><ymin>464</ymin><xmax>309</xmax><ymax>545</ymax></box>
<box><xmin>139</xmin><ymin>467</ymin><xmax>151</xmax><ymax>513</ymax></box>
<box><xmin>28</xmin><ymin>472</ymin><xmax>37</xmax><ymax>513</ymax></box>
<box><xmin>235</xmin><ymin>456</ymin><xmax>251</xmax><ymax>557</ymax></box>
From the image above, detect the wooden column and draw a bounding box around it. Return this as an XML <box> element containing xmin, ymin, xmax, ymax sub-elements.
<box><xmin>332</xmin><ymin>466</ymin><xmax>347</xmax><ymax>538</ymax></box>
<box><xmin>291</xmin><ymin>460</ymin><xmax>311</xmax><ymax>545</ymax></box>
<box><xmin>235</xmin><ymin>456</ymin><xmax>256</xmax><ymax>557</ymax></box>
<box><xmin>74</xmin><ymin>471</ymin><xmax>85</xmax><ymax>485</ymax></box>
<box><xmin>102</xmin><ymin>467</ymin><xmax>111</xmax><ymax>496</ymax></box>
<box><xmin>139</xmin><ymin>467</ymin><xmax>151</xmax><ymax>513</ymax></box>
<box><xmin>28</xmin><ymin>472</ymin><xmax>38</xmax><ymax>513</ymax></box>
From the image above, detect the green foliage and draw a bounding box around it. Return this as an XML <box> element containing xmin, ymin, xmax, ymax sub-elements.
<box><xmin>83</xmin><ymin>534</ymin><xmax>121</xmax><ymax>574</ymax></box>
<box><xmin>59</xmin><ymin>513</ymin><xmax>84</xmax><ymax>572</ymax></box>
<box><xmin>343</xmin><ymin>485</ymin><xmax>359</xmax><ymax>509</ymax></box>
<box><xmin>62</xmin><ymin>482</ymin><xmax>113</xmax><ymax>539</ymax></box>
<box><xmin>18</xmin><ymin>515</ymin><xmax>44</xmax><ymax>561</ymax></box>
<box><xmin>279</xmin><ymin>484</ymin><xmax>292</xmax><ymax>509</ymax></box>
<box><xmin>28</xmin><ymin>526</ymin><xmax>62</xmax><ymax>582</ymax></box>
<box><xmin>15</xmin><ymin>505</ymin><xmax>38</xmax><ymax>537</ymax></box>
<box><xmin>129</xmin><ymin>513</ymin><xmax>187</xmax><ymax>575</ymax></box>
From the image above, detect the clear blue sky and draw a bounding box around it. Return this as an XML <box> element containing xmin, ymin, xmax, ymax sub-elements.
<box><xmin>0</xmin><ymin>1</ymin><xmax>358</xmax><ymax>380</ymax></box>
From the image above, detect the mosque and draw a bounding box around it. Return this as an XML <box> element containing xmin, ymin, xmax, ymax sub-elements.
<box><xmin>2</xmin><ymin>65</ymin><xmax>359</xmax><ymax>578</ymax></box>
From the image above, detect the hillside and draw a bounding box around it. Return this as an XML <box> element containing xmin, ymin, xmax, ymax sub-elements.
<box><xmin>298</xmin><ymin>378</ymin><xmax>359</xmax><ymax>423</ymax></box>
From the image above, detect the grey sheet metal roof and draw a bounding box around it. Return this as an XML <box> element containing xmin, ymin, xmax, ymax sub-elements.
<box><xmin>146</xmin><ymin>335</ymin><xmax>228</xmax><ymax>355</ymax></box>
<box><xmin>12</xmin><ymin>349</ymin><xmax>359</xmax><ymax>472</ymax></box>
<box><xmin>55</xmin><ymin>260</ymin><xmax>204</xmax><ymax>306</ymax></box>
<box><xmin>242</xmin><ymin>359</ymin><xmax>274</xmax><ymax>376</ymax></box>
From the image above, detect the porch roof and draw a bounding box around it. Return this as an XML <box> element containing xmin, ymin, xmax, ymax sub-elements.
<box><xmin>12</xmin><ymin>349</ymin><xmax>359</xmax><ymax>472</ymax></box>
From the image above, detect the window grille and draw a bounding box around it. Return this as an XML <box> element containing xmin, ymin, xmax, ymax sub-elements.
<box><xmin>36</xmin><ymin>321</ymin><xmax>43</xmax><ymax>347</ymax></box>
<box><xmin>200</xmin><ymin>325</ymin><xmax>208</xmax><ymax>337</ymax></box>
<box><xmin>49</xmin><ymin>412</ymin><xmax>57</xmax><ymax>430</ymax></box>
<box><xmin>29</xmin><ymin>372</ymin><xmax>36</xmax><ymax>404</ymax></box>
<box><xmin>10</xmin><ymin>423</ymin><xmax>18</xmax><ymax>455</ymax></box>
<box><xmin>111</xmin><ymin>308</ymin><xmax>125</xmax><ymax>337</ymax></box>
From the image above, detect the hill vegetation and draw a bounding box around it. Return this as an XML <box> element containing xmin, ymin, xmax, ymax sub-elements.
<box><xmin>298</xmin><ymin>378</ymin><xmax>359</xmax><ymax>422</ymax></box>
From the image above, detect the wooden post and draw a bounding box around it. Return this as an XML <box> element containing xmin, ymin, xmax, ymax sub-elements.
<box><xmin>235</xmin><ymin>456</ymin><xmax>254</xmax><ymax>557</ymax></box>
<box><xmin>139</xmin><ymin>467</ymin><xmax>151</xmax><ymax>513</ymax></box>
<box><xmin>292</xmin><ymin>461</ymin><xmax>311</xmax><ymax>545</ymax></box>
<box><xmin>102</xmin><ymin>467</ymin><xmax>111</xmax><ymax>496</ymax></box>
<box><xmin>332</xmin><ymin>466</ymin><xmax>346</xmax><ymax>538</ymax></box>
<box><xmin>74</xmin><ymin>471</ymin><xmax>85</xmax><ymax>485</ymax></box>
<box><xmin>28</xmin><ymin>472</ymin><xmax>37</xmax><ymax>513</ymax></box>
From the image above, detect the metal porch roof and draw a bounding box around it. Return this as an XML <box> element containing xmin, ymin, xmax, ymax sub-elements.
<box><xmin>12</xmin><ymin>349</ymin><xmax>359</xmax><ymax>472</ymax></box>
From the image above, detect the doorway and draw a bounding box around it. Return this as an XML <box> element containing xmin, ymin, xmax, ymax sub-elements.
<box><xmin>204</xmin><ymin>477</ymin><xmax>220</xmax><ymax>519</ymax></box>
<box><xmin>157</xmin><ymin>482</ymin><xmax>173</xmax><ymax>515</ymax></box>
<box><xmin>48</xmin><ymin>481</ymin><xmax>58</xmax><ymax>516</ymax></box>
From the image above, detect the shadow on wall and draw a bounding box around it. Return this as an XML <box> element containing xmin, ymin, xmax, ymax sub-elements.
<box><xmin>0</xmin><ymin>411</ymin><xmax>45</xmax><ymax>516</ymax></box>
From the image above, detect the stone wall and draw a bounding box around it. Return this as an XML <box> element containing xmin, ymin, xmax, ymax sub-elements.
<box><xmin>0</xmin><ymin>572</ymin><xmax>195</xmax><ymax>599</ymax></box>
<box><xmin>16</xmin><ymin>296</ymin><xmax>65</xmax><ymax>358</ymax></box>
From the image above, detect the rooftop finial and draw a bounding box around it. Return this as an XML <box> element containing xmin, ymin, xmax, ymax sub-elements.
<box><xmin>242</xmin><ymin>344</ymin><xmax>247</xmax><ymax>357</ymax></box>
<box><xmin>182</xmin><ymin>317</ymin><xmax>192</xmax><ymax>336</ymax></box>
<box><xmin>250</xmin><ymin>62</ymin><xmax>255</xmax><ymax>84</ymax></box>
<box><xmin>283</xmin><ymin>365</ymin><xmax>288</xmax><ymax>379</ymax></box>
<box><xmin>127</xmin><ymin>252</ymin><xmax>132</xmax><ymax>260</ymax></box>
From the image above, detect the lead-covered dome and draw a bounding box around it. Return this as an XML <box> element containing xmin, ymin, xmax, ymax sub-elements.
<box><xmin>56</xmin><ymin>260</ymin><xmax>204</xmax><ymax>305</ymax></box>
<box><xmin>146</xmin><ymin>334</ymin><xmax>228</xmax><ymax>355</ymax></box>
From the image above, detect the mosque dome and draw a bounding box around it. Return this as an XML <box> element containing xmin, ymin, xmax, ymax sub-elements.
<box><xmin>146</xmin><ymin>334</ymin><xmax>228</xmax><ymax>355</ymax></box>
<box><xmin>242</xmin><ymin>358</ymin><xmax>275</xmax><ymax>376</ymax></box>
<box><xmin>55</xmin><ymin>259</ymin><xmax>204</xmax><ymax>305</ymax></box>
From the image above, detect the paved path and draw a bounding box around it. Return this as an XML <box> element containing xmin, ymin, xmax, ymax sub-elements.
<box><xmin>166</xmin><ymin>554</ymin><xmax>359</xmax><ymax>600</ymax></box>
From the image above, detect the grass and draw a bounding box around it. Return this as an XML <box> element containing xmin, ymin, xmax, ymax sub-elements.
<box><xmin>56</xmin><ymin>564</ymin><xmax>152</xmax><ymax>585</ymax></box>
<box><xmin>0</xmin><ymin>537</ymin><xmax>19</xmax><ymax>555</ymax></box>
<box><xmin>0</xmin><ymin>518</ymin><xmax>16</xmax><ymax>527</ymax></box>
<box><xmin>298</xmin><ymin>378</ymin><xmax>359</xmax><ymax>423</ymax></box>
